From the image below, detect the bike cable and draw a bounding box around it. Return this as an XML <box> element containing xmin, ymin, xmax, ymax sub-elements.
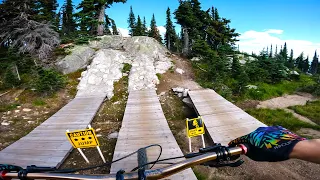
<box><xmin>52</xmin><ymin>144</ymin><xmax>163</xmax><ymax>173</ymax></box>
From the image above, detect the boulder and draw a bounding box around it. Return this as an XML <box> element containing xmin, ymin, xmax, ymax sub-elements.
<box><xmin>55</xmin><ymin>46</ymin><xmax>95</xmax><ymax>74</ymax></box>
<box><xmin>176</xmin><ymin>68</ymin><xmax>185</xmax><ymax>74</ymax></box>
<box><xmin>182</xmin><ymin>97</ymin><xmax>194</xmax><ymax>108</ymax></box>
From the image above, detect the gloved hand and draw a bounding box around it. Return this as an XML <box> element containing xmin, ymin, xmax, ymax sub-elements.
<box><xmin>228</xmin><ymin>126</ymin><xmax>307</xmax><ymax>162</ymax></box>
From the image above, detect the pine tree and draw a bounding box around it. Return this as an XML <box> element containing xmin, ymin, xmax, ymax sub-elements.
<box><xmin>96</xmin><ymin>0</ymin><xmax>127</xmax><ymax>36</ymax></box>
<box><xmin>231</xmin><ymin>55</ymin><xmax>241</xmax><ymax>78</ymax></box>
<box><xmin>148</xmin><ymin>14</ymin><xmax>162</xmax><ymax>43</ymax></box>
<box><xmin>165</xmin><ymin>7</ymin><xmax>176</xmax><ymax>51</ymax></box>
<box><xmin>269</xmin><ymin>44</ymin><xmax>273</xmax><ymax>57</ymax></box>
<box><xmin>62</xmin><ymin>0</ymin><xmax>75</xmax><ymax>36</ymax></box>
<box><xmin>310</xmin><ymin>51</ymin><xmax>318</xmax><ymax>74</ymax></box>
<box><xmin>128</xmin><ymin>6</ymin><xmax>136</xmax><ymax>36</ymax></box>
<box><xmin>133</xmin><ymin>15</ymin><xmax>144</xmax><ymax>36</ymax></box>
<box><xmin>211</xmin><ymin>6</ymin><xmax>215</xmax><ymax>20</ymax></box>
<box><xmin>214</xmin><ymin>7</ymin><xmax>220</xmax><ymax>21</ymax></box>
<box><xmin>111</xmin><ymin>19</ymin><xmax>119</xmax><ymax>35</ymax></box>
<box><xmin>275</xmin><ymin>45</ymin><xmax>278</xmax><ymax>55</ymax></box>
<box><xmin>302</xmin><ymin>57</ymin><xmax>310</xmax><ymax>73</ymax></box>
<box><xmin>36</xmin><ymin>0</ymin><xmax>58</xmax><ymax>23</ymax></box>
<box><xmin>281</xmin><ymin>42</ymin><xmax>288</xmax><ymax>61</ymax></box>
<box><xmin>287</xmin><ymin>49</ymin><xmax>294</xmax><ymax>69</ymax></box>
<box><xmin>296</xmin><ymin>53</ymin><xmax>304</xmax><ymax>71</ymax></box>
<box><xmin>142</xmin><ymin>16</ymin><xmax>147</xmax><ymax>36</ymax></box>
<box><xmin>0</xmin><ymin>0</ymin><xmax>59</xmax><ymax>59</ymax></box>
<box><xmin>76</xmin><ymin>0</ymin><xmax>97</xmax><ymax>35</ymax></box>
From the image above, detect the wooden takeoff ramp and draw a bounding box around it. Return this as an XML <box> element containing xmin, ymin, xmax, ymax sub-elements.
<box><xmin>110</xmin><ymin>90</ymin><xmax>196</xmax><ymax>179</ymax></box>
<box><xmin>189</xmin><ymin>89</ymin><xmax>266</xmax><ymax>146</ymax></box>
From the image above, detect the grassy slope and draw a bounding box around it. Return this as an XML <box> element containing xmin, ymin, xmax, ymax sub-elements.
<box><xmin>289</xmin><ymin>100</ymin><xmax>320</xmax><ymax>125</ymax></box>
<box><xmin>244</xmin><ymin>74</ymin><xmax>315</xmax><ymax>101</ymax></box>
<box><xmin>246</xmin><ymin>108</ymin><xmax>320</xmax><ymax>132</ymax></box>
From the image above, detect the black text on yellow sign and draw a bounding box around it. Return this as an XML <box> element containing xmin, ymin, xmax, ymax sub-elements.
<box><xmin>186</xmin><ymin>117</ymin><xmax>205</xmax><ymax>138</ymax></box>
<box><xmin>66</xmin><ymin>128</ymin><xmax>100</xmax><ymax>148</ymax></box>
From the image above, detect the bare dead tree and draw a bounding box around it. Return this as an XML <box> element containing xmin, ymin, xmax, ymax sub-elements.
<box><xmin>0</xmin><ymin>13</ymin><xmax>60</xmax><ymax>61</ymax></box>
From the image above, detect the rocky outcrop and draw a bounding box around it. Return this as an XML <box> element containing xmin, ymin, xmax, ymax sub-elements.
<box><xmin>76</xmin><ymin>36</ymin><xmax>173</xmax><ymax>98</ymax></box>
<box><xmin>55</xmin><ymin>46</ymin><xmax>95</xmax><ymax>74</ymax></box>
<box><xmin>77</xmin><ymin>49</ymin><xmax>128</xmax><ymax>99</ymax></box>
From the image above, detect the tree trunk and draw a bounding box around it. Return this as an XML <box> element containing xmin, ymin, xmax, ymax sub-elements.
<box><xmin>182</xmin><ymin>26</ymin><xmax>189</xmax><ymax>56</ymax></box>
<box><xmin>168</xmin><ymin>35</ymin><xmax>171</xmax><ymax>51</ymax></box>
<box><xmin>97</xmin><ymin>4</ymin><xmax>106</xmax><ymax>36</ymax></box>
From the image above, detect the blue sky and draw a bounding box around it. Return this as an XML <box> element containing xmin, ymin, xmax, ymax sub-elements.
<box><xmin>57</xmin><ymin>0</ymin><xmax>320</xmax><ymax>57</ymax></box>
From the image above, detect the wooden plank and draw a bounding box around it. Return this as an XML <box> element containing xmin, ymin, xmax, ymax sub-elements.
<box><xmin>111</xmin><ymin>90</ymin><xmax>196</xmax><ymax>180</ymax></box>
<box><xmin>0</xmin><ymin>95</ymin><xmax>105</xmax><ymax>168</ymax></box>
<box><xmin>189</xmin><ymin>89</ymin><xmax>267</xmax><ymax>146</ymax></box>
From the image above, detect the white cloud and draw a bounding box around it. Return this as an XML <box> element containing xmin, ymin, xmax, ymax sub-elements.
<box><xmin>118</xmin><ymin>27</ymin><xmax>130</xmax><ymax>37</ymax></box>
<box><xmin>157</xmin><ymin>26</ymin><xmax>166</xmax><ymax>38</ymax></box>
<box><xmin>265</xmin><ymin>29</ymin><xmax>284</xmax><ymax>34</ymax></box>
<box><xmin>237</xmin><ymin>29</ymin><xmax>320</xmax><ymax>58</ymax></box>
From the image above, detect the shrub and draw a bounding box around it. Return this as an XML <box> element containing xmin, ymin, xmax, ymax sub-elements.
<box><xmin>122</xmin><ymin>63</ymin><xmax>132</xmax><ymax>73</ymax></box>
<box><xmin>34</xmin><ymin>68</ymin><xmax>66</xmax><ymax>94</ymax></box>
<box><xmin>4</xmin><ymin>66</ymin><xmax>21</xmax><ymax>88</ymax></box>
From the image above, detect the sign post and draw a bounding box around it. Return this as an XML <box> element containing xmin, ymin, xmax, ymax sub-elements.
<box><xmin>88</xmin><ymin>125</ymin><xmax>106</xmax><ymax>163</ymax></box>
<box><xmin>66</xmin><ymin>126</ymin><xmax>104</xmax><ymax>163</ymax></box>
<box><xmin>186</xmin><ymin>117</ymin><xmax>205</xmax><ymax>152</ymax></box>
<box><xmin>66</xmin><ymin>129</ymin><xmax>90</xmax><ymax>163</ymax></box>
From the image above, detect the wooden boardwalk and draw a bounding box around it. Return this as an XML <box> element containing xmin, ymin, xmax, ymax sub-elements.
<box><xmin>0</xmin><ymin>95</ymin><xmax>105</xmax><ymax>168</ymax></box>
<box><xmin>110</xmin><ymin>90</ymin><xmax>196</xmax><ymax>179</ymax></box>
<box><xmin>189</xmin><ymin>89</ymin><xmax>266</xmax><ymax>146</ymax></box>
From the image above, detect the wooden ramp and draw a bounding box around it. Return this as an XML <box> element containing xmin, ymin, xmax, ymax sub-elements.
<box><xmin>189</xmin><ymin>89</ymin><xmax>266</xmax><ymax>146</ymax></box>
<box><xmin>0</xmin><ymin>95</ymin><xmax>105</xmax><ymax>168</ymax></box>
<box><xmin>111</xmin><ymin>90</ymin><xmax>196</xmax><ymax>179</ymax></box>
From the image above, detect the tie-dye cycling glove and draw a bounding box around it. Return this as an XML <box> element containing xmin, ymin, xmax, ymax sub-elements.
<box><xmin>228</xmin><ymin>126</ymin><xmax>307</xmax><ymax>162</ymax></box>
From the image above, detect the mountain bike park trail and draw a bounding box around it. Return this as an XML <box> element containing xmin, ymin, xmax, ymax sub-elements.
<box><xmin>189</xmin><ymin>89</ymin><xmax>266</xmax><ymax>146</ymax></box>
<box><xmin>110</xmin><ymin>90</ymin><xmax>196</xmax><ymax>179</ymax></box>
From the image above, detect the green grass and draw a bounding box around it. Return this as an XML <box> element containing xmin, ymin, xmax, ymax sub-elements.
<box><xmin>246</xmin><ymin>108</ymin><xmax>320</xmax><ymax>132</ymax></box>
<box><xmin>244</xmin><ymin>74</ymin><xmax>315</xmax><ymax>101</ymax></box>
<box><xmin>156</xmin><ymin>73</ymin><xmax>162</xmax><ymax>80</ymax></box>
<box><xmin>193</xmin><ymin>169</ymin><xmax>207</xmax><ymax>180</ymax></box>
<box><xmin>169</xmin><ymin>66</ymin><xmax>174</xmax><ymax>73</ymax></box>
<box><xmin>0</xmin><ymin>103</ymin><xmax>20</xmax><ymax>112</ymax></box>
<box><xmin>289</xmin><ymin>101</ymin><xmax>320</xmax><ymax>125</ymax></box>
<box><xmin>32</xmin><ymin>99</ymin><xmax>46</xmax><ymax>106</ymax></box>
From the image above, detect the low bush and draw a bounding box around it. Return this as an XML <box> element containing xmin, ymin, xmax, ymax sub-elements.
<box><xmin>34</xmin><ymin>68</ymin><xmax>66</xmax><ymax>94</ymax></box>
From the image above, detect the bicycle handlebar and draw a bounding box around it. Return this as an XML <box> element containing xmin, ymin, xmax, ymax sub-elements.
<box><xmin>1</xmin><ymin>146</ymin><xmax>246</xmax><ymax>180</ymax></box>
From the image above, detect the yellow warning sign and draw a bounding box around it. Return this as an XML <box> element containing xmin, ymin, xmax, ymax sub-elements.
<box><xmin>186</xmin><ymin>117</ymin><xmax>205</xmax><ymax>138</ymax></box>
<box><xmin>66</xmin><ymin>128</ymin><xmax>99</xmax><ymax>148</ymax></box>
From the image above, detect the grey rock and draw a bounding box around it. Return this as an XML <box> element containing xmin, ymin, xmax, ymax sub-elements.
<box><xmin>183</xmin><ymin>89</ymin><xmax>189</xmax><ymax>97</ymax></box>
<box><xmin>191</xmin><ymin>57</ymin><xmax>201</xmax><ymax>61</ymax></box>
<box><xmin>23</xmin><ymin>108</ymin><xmax>32</xmax><ymax>112</ymax></box>
<box><xmin>172</xmin><ymin>87</ymin><xmax>184</xmax><ymax>93</ymax></box>
<box><xmin>107</xmin><ymin>132</ymin><xmax>119</xmax><ymax>139</ymax></box>
<box><xmin>182</xmin><ymin>97</ymin><xmax>193</xmax><ymax>108</ymax></box>
<box><xmin>176</xmin><ymin>68</ymin><xmax>185</xmax><ymax>74</ymax></box>
<box><xmin>1</xmin><ymin>121</ymin><xmax>10</xmax><ymax>126</ymax></box>
<box><xmin>55</xmin><ymin>46</ymin><xmax>95</xmax><ymax>74</ymax></box>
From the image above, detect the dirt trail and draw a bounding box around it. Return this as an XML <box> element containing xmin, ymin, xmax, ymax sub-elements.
<box><xmin>257</xmin><ymin>93</ymin><xmax>319</xmax><ymax>125</ymax></box>
<box><xmin>257</xmin><ymin>93</ymin><xmax>317</xmax><ymax>109</ymax></box>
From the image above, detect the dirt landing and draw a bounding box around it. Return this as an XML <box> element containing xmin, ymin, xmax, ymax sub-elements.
<box><xmin>257</xmin><ymin>93</ymin><xmax>317</xmax><ymax>109</ymax></box>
